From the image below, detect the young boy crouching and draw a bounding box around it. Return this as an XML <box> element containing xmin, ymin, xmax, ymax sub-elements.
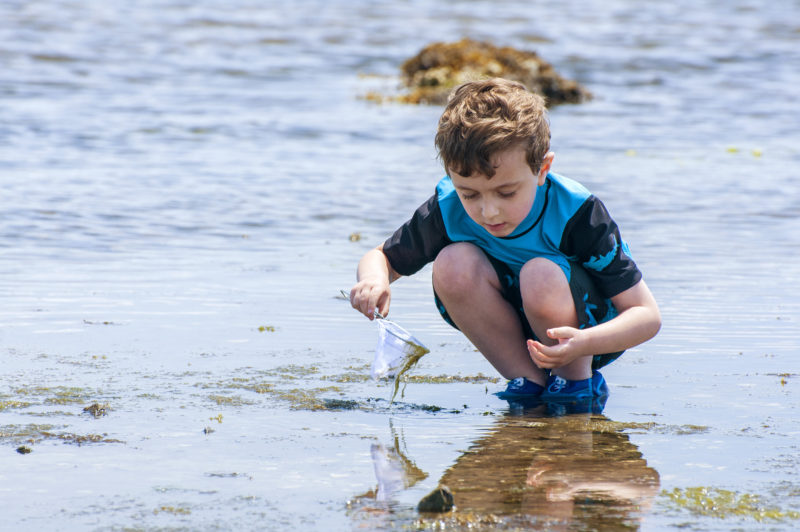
<box><xmin>349</xmin><ymin>78</ymin><xmax>660</xmax><ymax>403</ymax></box>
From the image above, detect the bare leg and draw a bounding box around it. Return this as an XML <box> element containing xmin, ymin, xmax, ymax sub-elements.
<box><xmin>519</xmin><ymin>258</ymin><xmax>593</xmax><ymax>380</ymax></box>
<box><xmin>432</xmin><ymin>243</ymin><xmax>546</xmax><ymax>385</ymax></box>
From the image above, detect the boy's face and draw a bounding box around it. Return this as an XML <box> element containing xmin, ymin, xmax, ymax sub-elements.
<box><xmin>449</xmin><ymin>146</ymin><xmax>553</xmax><ymax>237</ymax></box>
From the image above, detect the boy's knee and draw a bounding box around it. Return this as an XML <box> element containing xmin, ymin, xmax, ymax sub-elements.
<box><xmin>520</xmin><ymin>258</ymin><xmax>565</xmax><ymax>289</ymax></box>
<box><xmin>433</xmin><ymin>243</ymin><xmax>489</xmax><ymax>296</ymax></box>
<box><xmin>520</xmin><ymin>258</ymin><xmax>570</xmax><ymax>308</ymax></box>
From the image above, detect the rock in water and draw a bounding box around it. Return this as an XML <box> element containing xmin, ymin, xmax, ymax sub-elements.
<box><xmin>83</xmin><ymin>402</ymin><xmax>110</xmax><ymax>418</ymax></box>
<box><xmin>417</xmin><ymin>485</ymin><xmax>455</xmax><ymax>512</ymax></box>
<box><xmin>397</xmin><ymin>38</ymin><xmax>591</xmax><ymax>106</ymax></box>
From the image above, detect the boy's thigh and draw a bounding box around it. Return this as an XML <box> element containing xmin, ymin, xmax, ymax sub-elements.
<box><xmin>434</xmin><ymin>252</ymin><xmax>623</xmax><ymax>370</ymax></box>
<box><xmin>433</xmin><ymin>249</ymin><xmax>535</xmax><ymax>339</ymax></box>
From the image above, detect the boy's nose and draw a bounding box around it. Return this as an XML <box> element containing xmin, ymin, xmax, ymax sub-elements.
<box><xmin>481</xmin><ymin>200</ymin><xmax>500</xmax><ymax>219</ymax></box>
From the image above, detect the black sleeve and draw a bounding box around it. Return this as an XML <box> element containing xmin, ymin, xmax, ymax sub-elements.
<box><xmin>559</xmin><ymin>196</ymin><xmax>642</xmax><ymax>298</ymax></box>
<box><xmin>382</xmin><ymin>194</ymin><xmax>452</xmax><ymax>276</ymax></box>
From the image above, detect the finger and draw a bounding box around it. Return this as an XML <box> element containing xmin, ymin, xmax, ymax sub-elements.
<box><xmin>532</xmin><ymin>350</ymin><xmax>556</xmax><ymax>364</ymax></box>
<box><xmin>528</xmin><ymin>339</ymin><xmax>555</xmax><ymax>357</ymax></box>
<box><xmin>527</xmin><ymin>341</ymin><xmax>554</xmax><ymax>368</ymax></box>
<box><xmin>357</xmin><ymin>293</ymin><xmax>375</xmax><ymax>320</ymax></box>
<box><xmin>366</xmin><ymin>292</ymin><xmax>382</xmax><ymax>319</ymax></box>
<box><xmin>377</xmin><ymin>292</ymin><xmax>391</xmax><ymax>318</ymax></box>
<box><xmin>527</xmin><ymin>339</ymin><xmax>544</xmax><ymax>356</ymax></box>
<box><xmin>351</xmin><ymin>290</ymin><xmax>367</xmax><ymax>317</ymax></box>
<box><xmin>346</xmin><ymin>287</ymin><xmax>355</xmax><ymax>307</ymax></box>
<box><xmin>532</xmin><ymin>354</ymin><xmax>556</xmax><ymax>369</ymax></box>
<box><xmin>547</xmin><ymin>327</ymin><xmax>576</xmax><ymax>341</ymax></box>
<box><xmin>530</xmin><ymin>340</ymin><xmax>568</xmax><ymax>368</ymax></box>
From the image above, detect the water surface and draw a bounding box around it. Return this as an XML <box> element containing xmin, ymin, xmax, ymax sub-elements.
<box><xmin>1</xmin><ymin>0</ymin><xmax>799</xmax><ymax>530</ymax></box>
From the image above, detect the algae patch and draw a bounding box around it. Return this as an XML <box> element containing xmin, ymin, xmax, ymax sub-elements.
<box><xmin>13</xmin><ymin>385</ymin><xmax>96</xmax><ymax>406</ymax></box>
<box><xmin>403</xmin><ymin>373</ymin><xmax>500</xmax><ymax>385</ymax></box>
<box><xmin>590</xmin><ymin>419</ymin><xmax>709</xmax><ymax>435</ymax></box>
<box><xmin>411</xmin><ymin>512</ymin><xmax>508</xmax><ymax>530</ymax></box>
<box><xmin>45</xmin><ymin>432</ymin><xmax>123</xmax><ymax>445</ymax></box>
<box><xmin>321</xmin><ymin>372</ymin><xmax>371</xmax><ymax>384</ymax></box>
<box><xmin>272</xmin><ymin>364</ymin><xmax>320</xmax><ymax>379</ymax></box>
<box><xmin>0</xmin><ymin>399</ymin><xmax>33</xmax><ymax>411</ymax></box>
<box><xmin>662</xmin><ymin>487</ymin><xmax>800</xmax><ymax>522</ymax></box>
<box><xmin>207</xmin><ymin>394</ymin><xmax>255</xmax><ymax>407</ymax></box>
<box><xmin>153</xmin><ymin>505</ymin><xmax>191</xmax><ymax>515</ymax></box>
<box><xmin>195</xmin><ymin>362</ymin><xmax>496</xmax><ymax>412</ymax></box>
<box><xmin>0</xmin><ymin>423</ymin><xmax>124</xmax><ymax>446</ymax></box>
<box><xmin>320</xmin><ymin>398</ymin><xmax>360</xmax><ymax>410</ymax></box>
<box><xmin>273</xmin><ymin>386</ymin><xmax>346</xmax><ymax>411</ymax></box>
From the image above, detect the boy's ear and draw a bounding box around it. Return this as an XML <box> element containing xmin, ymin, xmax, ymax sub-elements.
<box><xmin>537</xmin><ymin>152</ymin><xmax>555</xmax><ymax>185</ymax></box>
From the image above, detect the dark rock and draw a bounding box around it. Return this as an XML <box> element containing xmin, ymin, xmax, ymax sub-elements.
<box><xmin>417</xmin><ymin>485</ymin><xmax>454</xmax><ymax>512</ymax></box>
<box><xmin>391</xmin><ymin>38</ymin><xmax>591</xmax><ymax>106</ymax></box>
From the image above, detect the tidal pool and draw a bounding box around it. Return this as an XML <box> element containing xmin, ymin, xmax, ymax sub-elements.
<box><xmin>1</xmin><ymin>0</ymin><xmax>799</xmax><ymax>530</ymax></box>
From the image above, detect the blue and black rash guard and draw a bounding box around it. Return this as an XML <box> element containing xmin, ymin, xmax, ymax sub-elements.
<box><xmin>382</xmin><ymin>172</ymin><xmax>642</xmax><ymax>299</ymax></box>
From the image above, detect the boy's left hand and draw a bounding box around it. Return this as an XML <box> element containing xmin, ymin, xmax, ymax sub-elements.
<box><xmin>526</xmin><ymin>327</ymin><xmax>586</xmax><ymax>369</ymax></box>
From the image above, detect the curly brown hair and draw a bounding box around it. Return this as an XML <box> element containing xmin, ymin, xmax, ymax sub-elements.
<box><xmin>434</xmin><ymin>78</ymin><xmax>550</xmax><ymax>178</ymax></box>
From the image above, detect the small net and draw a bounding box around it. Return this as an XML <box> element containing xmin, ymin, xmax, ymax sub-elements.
<box><xmin>371</xmin><ymin>319</ymin><xmax>429</xmax><ymax>381</ymax></box>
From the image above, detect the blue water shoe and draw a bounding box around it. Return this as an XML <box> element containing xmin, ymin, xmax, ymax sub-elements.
<box><xmin>494</xmin><ymin>377</ymin><xmax>545</xmax><ymax>399</ymax></box>
<box><xmin>540</xmin><ymin>371</ymin><xmax>609</xmax><ymax>402</ymax></box>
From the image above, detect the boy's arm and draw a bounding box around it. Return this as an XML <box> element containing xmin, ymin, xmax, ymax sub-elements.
<box><xmin>350</xmin><ymin>243</ymin><xmax>402</xmax><ymax>320</ymax></box>
<box><xmin>350</xmin><ymin>191</ymin><xmax>450</xmax><ymax>320</ymax></box>
<box><xmin>527</xmin><ymin>279</ymin><xmax>661</xmax><ymax>369</ymax></box>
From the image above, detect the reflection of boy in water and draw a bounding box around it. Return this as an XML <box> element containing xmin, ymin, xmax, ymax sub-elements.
<box><xmin>437</xmin><ymin>412</ymin><xmax>660</xmax><ymax>528</ymax></box>
<box><xmin>348</xmin><ymin>78</ymin><xmax>660</xmax><ymax>401</ymax></box>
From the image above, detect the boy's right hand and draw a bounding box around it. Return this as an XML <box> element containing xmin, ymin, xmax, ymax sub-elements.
<box><xmin>352</xmin><ymin>244</ymin><xmax>398</xmax><ymax>320</ymax></box>
<box><xmin>349</xmin><ymin>277</ymin><xmax>391</xmax><ymax>321</ymax></box>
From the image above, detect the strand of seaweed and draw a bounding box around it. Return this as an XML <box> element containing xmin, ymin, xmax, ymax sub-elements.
<box><xmin>389</xmin><ymin>343</ymin><xmax>430</xmax><ymax>404</ymax></box>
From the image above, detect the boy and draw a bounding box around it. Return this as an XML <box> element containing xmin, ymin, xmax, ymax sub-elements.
<box><xmin>349</xmin><ymin>78</ymin><xmax>660</xmax><ymax>402</ymax></box>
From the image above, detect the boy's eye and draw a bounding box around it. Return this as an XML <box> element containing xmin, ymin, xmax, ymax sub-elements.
<box><xmin>499</xmin><ymin>190</ymin><xmax>516</xmax><ymax>198</ymax></box>
<box><xmin>462</xmin><ymin>193</ymin><xmax>479</xmax><ymax>201</ymax></box>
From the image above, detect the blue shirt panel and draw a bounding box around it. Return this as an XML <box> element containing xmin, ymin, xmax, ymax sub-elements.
<box><xmin>436</xmin><ymin>172</ymin><xmax>591</xmax><ymax>279</ymax></box>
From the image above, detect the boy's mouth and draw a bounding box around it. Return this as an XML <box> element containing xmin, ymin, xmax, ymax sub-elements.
<box><xmin>484</xmin><ymin>222</ymin><xmax>508</xmax><ymax>234</ymax></box>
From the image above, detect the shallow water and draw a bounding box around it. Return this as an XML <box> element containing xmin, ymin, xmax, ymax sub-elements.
<box><xmin>1</xmin><ymin>0</ymin><xmax>799</xmax><ymax>530</ymax></box>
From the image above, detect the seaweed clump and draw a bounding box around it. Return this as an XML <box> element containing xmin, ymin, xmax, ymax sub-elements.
<box><xmin>388</xmin><ymin>38</ymin><xmax>591</xmax><ymax>106</ymax></box>
<box><xmin>389</xmin><ymin>343</ymin><xmax>430</xmax><ymax>404</ymax></box>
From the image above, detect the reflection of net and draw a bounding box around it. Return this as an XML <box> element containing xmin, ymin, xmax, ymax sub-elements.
<box><xmin>371</xmin><ymin>443</ymin><xmax>428</xmax><ymax>501</ymax></box>
<box><xmin>371</xmin><ymin>319</ymin><xmax>429</xmax><ymax>380</ymax></box>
